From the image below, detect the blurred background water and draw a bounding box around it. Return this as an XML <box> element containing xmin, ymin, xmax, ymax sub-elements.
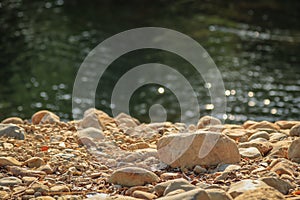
<box><xmin>0</xmin><ymin>0</ymin><xmax>299</xmax><ymax>123</ymax></box>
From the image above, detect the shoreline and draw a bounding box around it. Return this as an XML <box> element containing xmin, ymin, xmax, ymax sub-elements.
<box><xmin>0</xmin><ymin>109</ymin><xmax>299</xmax><ymax>199</ymax></box>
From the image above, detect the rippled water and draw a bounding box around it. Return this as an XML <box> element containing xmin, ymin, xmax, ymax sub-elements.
<box><xmin>0</xmin><ymin>0</ymin><xmax>299</xmax><ymax>123</ymax></box>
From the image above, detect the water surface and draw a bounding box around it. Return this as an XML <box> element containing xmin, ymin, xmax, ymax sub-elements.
<box><xmin>0</xmin><ymin>0</ymin><xmax>299</xmax><ymax>123</ymax></box>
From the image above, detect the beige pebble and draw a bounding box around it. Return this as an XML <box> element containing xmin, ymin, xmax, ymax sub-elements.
<box><xmin>0</xmin><ymin>157</ymin><xmax>21</xmax><ymax>167</ymax></box>
<box><xmin>50</xmin><ymin>185</ymin><xmax>70</xmax><ymax>192</ymax></box>
<box><xmin>25</xmin><ymin>157</ymin><xmax>45</xmax><ymax>168</ymax></box>
<box><xmin>108</xmin><ymin>167</ymin><xmax>160</xmax><ymax>187</ymax></box>
<box><xmin>132</xmin><ymin>190</ymin><xmax>157</xmax><ymax>200</ymax></box>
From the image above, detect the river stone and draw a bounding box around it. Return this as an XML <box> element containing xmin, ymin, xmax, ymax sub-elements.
<box><xmin>268</xmin><ymin>140</ymin><xmax>291</xmax><ymax>158</ymax></box>
<box><xmin>239</xmin><ymin>147</ymin><xmax>261</xmax><ymax>159</ymax></box>
<box><xmin>290</xmin><ymin>124</ymin><xmax>300</xmax><ymax>136</ymax></box>
<box><xmin>125</xmin><ymin>124</ymin><xmax>158</xmax><ymax>139</ymax></box>
<box><xmin>0</xmin><ymin>157</ymin><xmax>22</xmax><ymax>167</ymax></box>
<box><xmin>154</xmin><ymin>178</ymin><xmax>189</xmax><ymax>197</ymax></box>
<box><xmin>193</xmin><ymin>165</ymin><xmax>207</xmax><ymax>174</ymax></box>
<box><xmin>31</xmin><ymin>110</ymin><xmax>60</xmax><ymax>124</ymax></box>
<box><xmin>122</xmin><ymin>148</ymin><xmax>158</xmax><ymax>163</ymax></box>
<box><xmin>288</xmin><ymin>138</ymin><xmax>300</xmax><ymax>163</ymax></box>
<box><xmin>238</xmin><ymin>138</ymin><xmax>273</xmax><ymax>156</ymax></box>
<box><xmin>248</xmin><ymin>131</ymin><xmax>269</xmax><ymax>141</ymax></box>
<box><xmin>108</xmin><ymin>167</ymin><xmax>160</xmax><ymax>186</ymax></box>
<box><xmin>1</xmin><ymin>117</ymin><xmax>23</xmax><ymax>124</ymax></box>
<box><xmin>275</xmin><ymin>121</ymin><xmax>299</xmax><ymax>129</ymax></box>
<box><xmin>269</xmin><ymin>159</ymin><xmax>295</xmax><ymax>177</ymax></box>
<box><xmin>22</xmin><ymin>176</ymin><xmax>37</xmax><ymax>185</ymax></box>
<box><xmin>234</xmin><ymin>186</ymin><xmax>285</xmax><ymax>200</ymax></box>
<box><xmin>163</xmin><ymin>179</ymin><xmax>196</xmax><ymax>196</ymax></box>
<box><xmin>215</xmin><ymin>164</ymin><xmax>241</xmax><ymax>173</ymax></box>
<box><xmin>115</xmin><ymin>113</ymin><xmax>139</xmax><ymax>129</ymax></box>
<box><xmin>222</xmin><ymin>129</ymin><xmax>248</xmax><ymax>141</ymax></box>
<box><xmin>32</xmin><ymin>183</ymin><xmax>49</xmax><ymax>194</ymax></box>
<box><xmin>206</xmin><ymin>189</ymin><xmax>233</xmax><ymax>200</ymax></box>
<box><xmin>0</xmin><ymin>176</ymin><xmax>22</xmax><ymax>186</ymax></box>
<box><xmin>157</xmin><ymin>131</ymin><xmax>240</xmax><ymax>168</ymax></box>
<box><xmin>248</xmin><ymin>121</ymin><xmax>279</xmax><ymax>130</ymax></box>
<box><xmin>269</xmin><ymin>132</ymin><xmax>288</xmax><ymax>142</ymax></box>
<box><xmin>197</xmin><ymin>116</ymin><xmax>222</xmax><ymax>129</ymax></box>
<box><xmin>84</xmin><ymin>108</ymin><xmax>116</xmax><ymax>130</ymax></box>
<box><xmin>243</xmin><ymin>120</ymin><xmax>257</xmax><ymax>129</ymax></box>
<box><xmin>157</xmin><ymin>188</ymin><xmax>210</xmax><ymax>200</ymax></box>
<box><xmin>164</xmin><ymin>189</ymin><xmax>185</xmax><ymax>196</ymax></box>
<box><xmin>132</xmin><ymin>190</ymin><xmax>157</xmax><ymax>200</ymax></box>
<box><xmin>9</xmin><ymin>166</ymin><xmax>47</xmax><ymax>177</ymax></box>
<box><xmin>77</xmin><ymin>127</ymin><xmax>105</xmax><ymax>141</ymax></box>
<box><xmin>0</xmin><ymin>124</ymin><xmax>25</xmax><ymax>140</ymax></box>
<box><xmin>260</xmin><ymin>177</ymin><xmax>295</xmax><ymax>194</ymax></box>
<box><xmin>228</xmin><ymin>179</ymin><xmax>269</xmax><ymax>198</ymax></box>
<box><xmin>25</xmin><ymin>157</ymin><xmax>45</xmax><ymax>168</ymax></box>
<box><xmin>160</xmin><ymin>172</ymin><xmax>182</xmax><ymax>181</ymax></box>
<box><xmin>79</xmin><ymin>112</ymin><xmax>102</xmax><ymax>130</ymax></box>
<box><xmin>50</xmin><ymin>185</ymin><xmax>70</xmax><ymax>192</ymax></box>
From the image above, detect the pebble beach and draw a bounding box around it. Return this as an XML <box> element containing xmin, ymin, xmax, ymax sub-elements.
<box><xmin>0</xmin><ymin>109</ymin><xmax>300</xmax><ymax>200</ymax></box>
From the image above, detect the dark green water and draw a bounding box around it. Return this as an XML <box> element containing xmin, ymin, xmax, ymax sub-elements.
<box><xmin>0</xmin><ymin>0</ymin><xmax>299</xmax><ymax>123</ymax></box>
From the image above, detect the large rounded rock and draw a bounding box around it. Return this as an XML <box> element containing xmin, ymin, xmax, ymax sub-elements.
<box><xmin>157</xmin><ymin>131</ymin><xmax>240</xmax><ymax>168</ymax></box>
<box><xmin>108</xmin><ymin>167</ymin><xmax>160</xmax><ymax>187</ymax></box>
<box><xmin>288</xmin><ymin>138</ymin><xmax>300</xmax><ymax>163</ymax></box>
<box><xmin>0</xmin><ymin>124</ymin><xmax>25</xmax><ymax>140</ymax></box>
<box><xmin>290</xmin><ymin>124</ymin><xmax>300</xmax><ymax>136</ymax></box>
<box><xmin>228</xmin><ymin>179</ymin><xmax>269</xmax><ymax>198</ymax></box>
<box><xmin>31</xmin><ymin>110</ymin><xmax>60</xmax><ymax>124</ymax></box>
<box><xmin>260</xmin><ymin>177</ymin><xmax>295</xmax><ymax>194</ymax></box>
<box><xmin>234</xmin><ymin>187</ymin><xmax>285</xmax><ymax>200</ymax></box>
